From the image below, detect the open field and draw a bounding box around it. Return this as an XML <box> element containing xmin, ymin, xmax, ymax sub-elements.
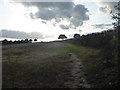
<box><xmin>2</xmin><ymin>42</ymin><xmax>72</xmax><ymax>88</ymax></box>
<box><xmin>2</xmin><ymin>42</ymin><xmax>118</xmax><ymax>88</ymax></box>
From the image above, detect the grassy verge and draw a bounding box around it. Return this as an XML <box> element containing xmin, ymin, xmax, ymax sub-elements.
<box><xmin>64</xmin><ymin>43</ymin><xmax>118</xmax><ymax>88</ymax></box>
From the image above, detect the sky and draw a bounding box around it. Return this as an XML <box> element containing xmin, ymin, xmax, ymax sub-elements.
<box><xmin>0</xmin><ymin>0</ymin><xmax>119</xmax><ymax>41</ymax></box>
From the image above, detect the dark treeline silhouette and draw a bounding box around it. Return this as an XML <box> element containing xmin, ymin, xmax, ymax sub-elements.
<box><xmin>67</xmin><ymin>28</ymin><xmax>118</xmax><ymax>59</ymax></box>
<box><xmin>72</xmin><ymin>29</ymin><xmax>118</xmax><ymax>48</ymax></box>
<box><xmin>2</xmin><ymin>38</ymin><xmax>37</xmax><ymax>45</ymax></box>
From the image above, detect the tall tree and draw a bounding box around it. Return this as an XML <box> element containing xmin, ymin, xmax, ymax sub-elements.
<box><xmin>110</xmin><ymin>1</ymin><xmax>119</xmax><ymax>50</ymax></box>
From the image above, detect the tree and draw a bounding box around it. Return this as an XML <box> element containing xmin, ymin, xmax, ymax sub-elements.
<box><xmin>110</xmin><ymin>1</ymin><xmax>119</xmax><ymax>48</ymax></box>
<box><xmin>111</xmin><ymin>1</ymin><xmax>120</xmax><ymax>28</ymax></box>
<box><xmin>17</xmin><ymin>40</ymin><xmax>21</xmax><ymax>44</ymax></box>
<box><xmin>34</xmin><ymin>38</ymin><xmax>37</xmax><ymax>42</ymax></box>
<box><xmin>110</xmin><ymin>1</ymin><xmax>119</xmax><ymax>59</ymax></box>
<box><xmin>21</xmin><ymin>40</ymin><xmax>24</xmax><ymax>43</ymax></box>
<box><xmin>74</xmin><ymin>34</ymin><xmax>80</xmax><ymax>38</ymax></box>
<box><xmin>29</xmin><ymin>39</ymin><xmax>32</xmax><ymax>43</ymax></box>
<box><xmin>24</xmin><ymin>38</ymin><xmax>29</xmax><ymax>43</ymax></box>
<box><xmin>58</xmin><ymin>34</ymin><xmax>67</xmax><ymax>40</ymax></box>
<box><xmin>9</xmin><ymin>40</ymin><xmax>13</xmax><ymax>44</ymax></box>
<box><xmin>2</xmin><ymin>39</ymin><xmax>8</xmax><ymax>45</ymax></box>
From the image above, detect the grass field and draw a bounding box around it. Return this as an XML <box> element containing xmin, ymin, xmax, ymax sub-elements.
<box><xmin>3</xmin><ymin>42</ymin><xmax>73</xmax><ymax>88</ymax></box>
<box><xmin>2</xmin><ymin>42</ymin><xmax>118</xmax><ymax>88</ymax></box>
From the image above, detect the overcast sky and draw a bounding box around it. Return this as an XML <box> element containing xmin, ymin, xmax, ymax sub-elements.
<box><xmin>0</xmin><ymin>0</ymin><xmax>119</xmax><ymax>41</ymax></box>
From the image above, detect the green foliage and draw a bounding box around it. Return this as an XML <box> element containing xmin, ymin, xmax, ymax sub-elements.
<box><xmin>64</xmin><ymin>43</ymin><xmax>98</xmax><ymax>57</ymax></box>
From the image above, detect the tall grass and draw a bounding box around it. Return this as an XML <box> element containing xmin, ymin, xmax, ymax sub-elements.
<box><xmin>2</xmin><ymin>45</ymin><xmax>72</xmax><ymax>88</ymax></box>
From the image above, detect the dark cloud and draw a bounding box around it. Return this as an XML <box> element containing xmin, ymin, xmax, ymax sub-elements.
<box><xmin>60</xmin><ymin>25</ymin><xmax>69</xmax><ymax>29</ymax></box>
<box><xmin>72</xmin><ymin>4</ymin><xmax>89</xmax><ymax>21</ymax></box>
<box><xmin>21</xmin><ymin>2</ymin><xmax>90</xmax><ymax>29</ymax></box>
<box><xmin>78</xmin><ymin>30</ymin><xmax>82</xmax><ymax>32</ymax></box>
<box><xmin>0</xmin><ymin>29</ymin><xmax>45</xmax><ymax>39</ymax></box>
<box><xmin>22</xmin><ymin>2</ymin><xmax>74</xmax><ymax>10</ymax></box>
<box><xmin>70</xmin><ymin>18</ymin><xmax>83</xmax><ymax>27</ymax></box>
<box><xmin>42</xmin><ymin>20</ymin><xmax>47</xmax><ymax>24</ymax></box>
<box><xmin>35</xmin><ymin>8</ymin><xmax>55</xmax><ymax>20</ymax></box>
<box><xmin>70</xmin><ymin>4</ymin><xmax>89</xmax><ymax>27</ymax></box>
<box><xmin>92</xmin><ymin>24</ymin><xmax>112</xmax><ymax>29</ymax></box>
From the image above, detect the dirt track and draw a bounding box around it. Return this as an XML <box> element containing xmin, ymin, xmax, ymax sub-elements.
<box><xmin>65</xmin><ymin>53</ymin><xmax>90</xmax><ymax>88</ymax></box>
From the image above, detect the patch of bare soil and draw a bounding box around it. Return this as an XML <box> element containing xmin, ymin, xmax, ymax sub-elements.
<box><xmin>65</xmin><ymin>53</ymin><xmax>91</xmax><ymax>88</ymax></box>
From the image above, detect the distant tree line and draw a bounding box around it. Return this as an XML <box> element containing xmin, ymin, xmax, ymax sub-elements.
<box><xmin>2</xmin><ymin>38</ymin><xmax>37</xmax><ymax>45</ymax></box>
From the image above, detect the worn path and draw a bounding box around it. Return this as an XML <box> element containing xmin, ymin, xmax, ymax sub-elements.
<box><xmin>65</xmin><ymin>53</ymin><xmax>90</xmax><ymax>88</ymax></box>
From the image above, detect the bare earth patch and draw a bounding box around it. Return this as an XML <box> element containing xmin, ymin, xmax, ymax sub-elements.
<box><xmin>65</xmin><ymin>53</ymin><xmax>91</xmax><ymax>88</ymax></box>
